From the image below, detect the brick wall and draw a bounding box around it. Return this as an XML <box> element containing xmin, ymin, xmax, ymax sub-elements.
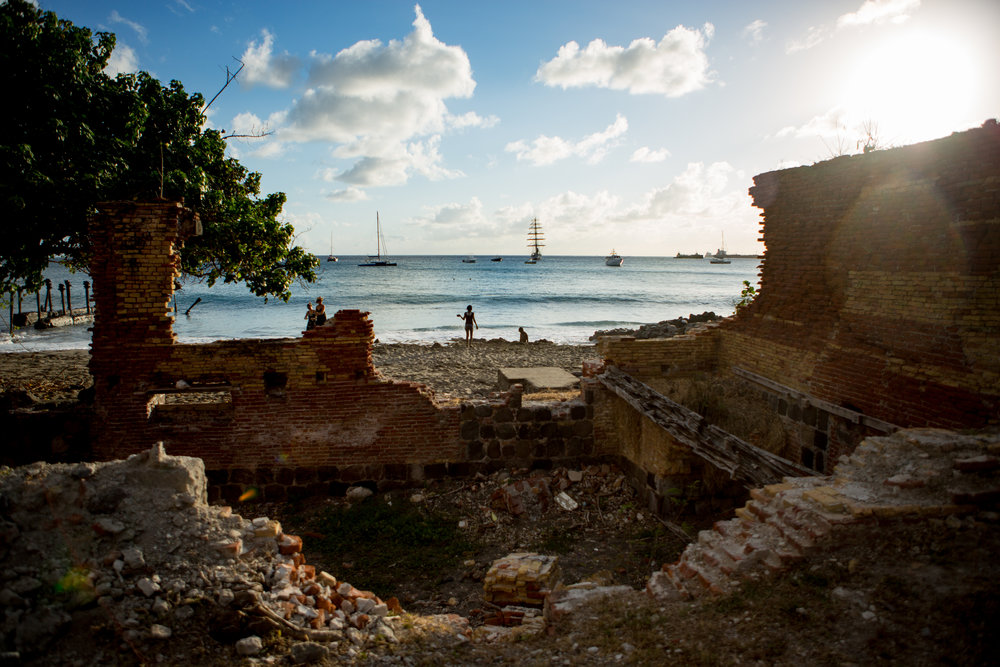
<box><xmin>733</xmin><ymin>120</ymin><xmax>1000</xmax><ymax>429</ymax></box>
<box><xmin>84</xmin><ymin>201</ymin><xmax>605</xmax><ymax>503</ymax></box>
<box><xmin>594</xmin><ymin>121</ymin><xmax>1000</xmax><ymax>476</ymax></box>
<box><xmin>87</xmin><ymin>202</ymin><xmax>463</xmax><ymax>497</ymax></box>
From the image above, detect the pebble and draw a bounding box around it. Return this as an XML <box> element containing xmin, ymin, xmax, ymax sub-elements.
<box><xmin>236</xmin><ymin>636</ymin><xmax>263</xmax><ymax>656</ymax></box>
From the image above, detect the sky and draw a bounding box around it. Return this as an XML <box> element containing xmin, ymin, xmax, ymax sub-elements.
<box><xmin>37</xmin><ymin>0</ymin><xmax>1000</xmax><ymax>257</ymax></box>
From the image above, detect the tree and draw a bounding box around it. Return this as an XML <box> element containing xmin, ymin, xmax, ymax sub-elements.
<box><xmin>0</xmin><ymin>0</ymin><xmax>317</xmax><ymax>300</ymax></box>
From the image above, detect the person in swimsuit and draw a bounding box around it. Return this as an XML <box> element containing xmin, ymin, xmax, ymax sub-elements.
<box><xmin>314</xmin><ymin>297</ymin><xmax>327</xmax><ymax>326</ymax></box>
<box><xmin>457</xmin><ymin>304</ymin><xmax>478</xmax><ymax>346</ymax></box>
<box><xmin>305</xmin><ymin>302</ymin><xmax>316</xmax><ymax>330</ymax></box>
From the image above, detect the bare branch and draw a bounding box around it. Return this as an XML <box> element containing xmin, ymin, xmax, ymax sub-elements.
<box><xmin>222</xmin><ymin>130</ymin><xmax>274</xmax><ymax>140</ymax></box>
<box><xmin>202</xmin><ymin>58</ymin><xmax>244</xmax><ymax>114</ymax></box>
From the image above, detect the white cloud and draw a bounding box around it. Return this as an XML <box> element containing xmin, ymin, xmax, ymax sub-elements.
<box><xmin>447</xmin><ymin>111</ymin><xmax>500</xmax><ymax>130</ymax></box>
<box><xmin>109</xmin><ymin>10</ymin><xmax>148</xmax><ymax>45</ymax></box>
<box><xmin>412</xmin><ymin>197</ymin><xmax>505</xmax><ymax>239</ymax></box>
<box><xmin>325</xmin><ymin>187</ymin><xmax>369</xmax><ymax>202</ymax></box>
<box><xmin>776</xmin><ymin>107</ymin><xmax>853</xmax><ymax>139</ymax></box>
<box><xmin>837</xmin><ymin>0</ymin><xmax>920</xmax><ymax>28</ymax></box>
<box><xmin>170</xmin><ymin>0</ymin><xmax>194</xmax><ymax>14</ymax></box>
<box><xmin>539</xmin><ymin>190</ymin><xmax>621</xmax><ymax>231</ymax></box>
<box><xmin>743</xmin><ymin>19</ymin><xmax>767</xmax><ymax>46</ymax></box>
<box><xmin>787</xmin><ymin>0</ymin><xmax>920</xmax><ymax>54</ymax></box>
<box><xmin>631</xmin><ymin>146</ymin><xmax>670</xmax><ymax>163</ymax></box>
<box><xmin>505</xmin><ymin>114</ymin><xmax>628</xmax><ymax>166</ymax></box>
<box><xmin>104</xmin><ymin>43</ymin><xmax>138</xmax><ymax>76</ymax></box>
<box><xmin>627</xmin><ymin>162</ymin><xmax>743</xmax><ymax>220</ymax></box>
<box><xmin>240</xmin><ymin>29</ymin><xmax>300</xmax><ymax>89</ymax></box>
<box><xmin>536</xmin><ymin>24</ymin><xmax>716</xmax><ymax>97</ymax></box>
<box><xmin>785</xmin><ymin>26</ymin><xmax>831</xmax><ymax>54</ymax></box>
<box><xmin>337</xmin><ymin>136</ymin><xmax>462</xmax><ymax>187</ymax></box>
<box><xmin>272</xmin><ymin>5</ymin><xmax>476</xmax><ymax>190</ymax></box>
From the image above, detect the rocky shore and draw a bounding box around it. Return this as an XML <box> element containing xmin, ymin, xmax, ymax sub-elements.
<box><xmin>0</xmin><ymin>313</ymin><xmax>724</xmax><ymax>405</ymax></box>
<box><xmin>0</xmin><ymin>340</ymin><xmax>599</xmax><ymax>406</ymax></box>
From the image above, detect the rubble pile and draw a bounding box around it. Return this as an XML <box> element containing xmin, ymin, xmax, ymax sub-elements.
<box><xmin>590</xmin><ymin>311</ymin><xmax>722</xmax><ymax>340</ymax></box>
<box><xmin>483</xmin><ymin>552</ymin><xmax>562</xmax><ymax>607</ymax></box>
<box><xmin>0</xmin><ymin>443</ymin><xmax>411</xmax><ymax>664</ymax></box>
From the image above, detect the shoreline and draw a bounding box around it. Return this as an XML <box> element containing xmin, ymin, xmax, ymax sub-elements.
<box><xmin>0</xmin><ymin>340</ymin><xmax>598</xmax><ymax>404</ymax></box>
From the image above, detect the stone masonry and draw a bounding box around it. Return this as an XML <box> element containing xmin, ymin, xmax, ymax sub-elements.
<box><xmin>595</xmin><ymin>121</ymin><xmax>1000</xmax><ymax>481</ymax></box>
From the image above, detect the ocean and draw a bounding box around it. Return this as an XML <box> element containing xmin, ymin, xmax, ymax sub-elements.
<box><xmin>1</xmin><ymin>255</ymin><xmax>760</xmax><ymax>352</ymax></box>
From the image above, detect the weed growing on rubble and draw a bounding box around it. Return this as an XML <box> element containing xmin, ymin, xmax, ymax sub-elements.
<box><xmin>310</xmin><ymin>498</ymin><xmax>475</xmax><ymax>594</ymax></box>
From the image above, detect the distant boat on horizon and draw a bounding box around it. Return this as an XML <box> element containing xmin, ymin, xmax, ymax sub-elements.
<box><xmin>359</xmin><ymin>212</ymin><xmax>397</xmax><ymax>267</ymax></box>
<box><xmin>490</xmin><ymin>257</ymin><xmax>503</xmax><ymax>262</ymax></box>
<box><xmin>525</xmin><ymin>218</ymin><xmax>544</xmax><ymax>264</ymax></box>
<box><xmin>710</xmin><ymin>232</ymin><xmax>731</xmax><ymax>264</ymax></box>
<box><xmin>605</xmin><ymin>249</ymin><xmax>623</xmax><ymax>267</ymax></box>
<box><xmin>462</xmin><ymin>256</ymin><xmax>476</xmax><ymax>263</ymax></box>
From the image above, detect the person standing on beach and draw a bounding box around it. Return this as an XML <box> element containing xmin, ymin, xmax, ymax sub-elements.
<box><xmin>314</xmin><ymin>297</ymin><xmax>327</xmax><ymax>326</ymax></box>
<box><xmin>519</xmin><ymin>327</ymin><xmax>529</xmax><ymax>343</ymax></box>
<box><xmin>458</xmin><ymin>305</ymin><xmax>478</xmax><ymax>346</ymax></box>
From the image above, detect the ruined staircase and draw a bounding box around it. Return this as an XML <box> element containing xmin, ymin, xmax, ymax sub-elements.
<box><xmin>648</xmin><ymin>428</ymin><xmax>1000</xmax><ymax>601</ymax></box>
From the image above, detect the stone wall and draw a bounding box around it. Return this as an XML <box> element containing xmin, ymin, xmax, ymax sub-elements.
<box><xmin>84</xmin><ymin>201</ymin><xmax>604</xmax><ymax>503</ymax></box>
<box><xmin>594</xmin><ymin>121</ymin><xmax>1000</xmax><ymax>475</ymax></box>
<box><xmin>86</xmin><ymin>202</ymin><xmax>462</xmax><ymax>497</ymax></box>
<box><xmin>733</xmin><ymin>120</ymin><xmax>999</xmax><ymax>430</ymax></box>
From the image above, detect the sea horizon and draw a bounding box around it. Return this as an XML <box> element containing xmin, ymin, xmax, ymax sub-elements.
<box><xmin>1</xmin><ymin>255</ymin><xmax>761</xmax><ymax>353</ymax></box>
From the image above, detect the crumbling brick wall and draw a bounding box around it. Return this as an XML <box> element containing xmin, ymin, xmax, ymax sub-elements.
<box><xmin>87</xmin><ymin>202</ymin><xmax>462</xmax><ymax>497</ymax></box>
<box><xmin>84</xmin><ymin>201</ymin><xmax>604</xmax><ymax>504</ymax></box>
<box><xmin>595</xmin><ymin>121</ymin><xmax>1000</xmax><ymax>479</ymax></box>
<box><xmin>732</xmin><ymin>120</ymin><xmax>999</xmax><ymax>430</ymax></box>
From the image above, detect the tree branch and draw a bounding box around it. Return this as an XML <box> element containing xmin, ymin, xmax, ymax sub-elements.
<box><xmin>202</xmin><ymin>59</ymin><xmax>244</xmax><ymax>113</ymax></box>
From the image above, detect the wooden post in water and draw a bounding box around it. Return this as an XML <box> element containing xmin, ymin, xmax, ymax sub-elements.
<box><xmin>36</xmin><ymin>289</ymin><xmax>41</xmax><ymax>318</ymax></box>
<box><xmin>43</xmin><ymin>279</ymin><xmax>52</xmax><ymax>313</ymax></box>
<box><xmin>65</xmin><ymin>280</ymin><xmax>73</xmax><ymax>317</ymax></box>
<box><xmin>7</xmin><ymin>290</ymin><xmax>12</xmax><ymax>335</ymax></box>
<box><xmin>83</xmin><ymin>281</ymin><xmax>91</xmax><ymax>314</ymax></box>
<box><xmin>58</xmin><ymin>282</ymin><xmax>66</xmax><ymax>315</ymax></box>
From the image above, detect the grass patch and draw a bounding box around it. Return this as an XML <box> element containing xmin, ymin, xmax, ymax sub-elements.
<box><xmin>310</xmin><ymin>498</ymin><xmax>476</xmax><ymax>595</ymax></box>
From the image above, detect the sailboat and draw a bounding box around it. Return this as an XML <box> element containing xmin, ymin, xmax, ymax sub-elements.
<box><xmin>525</xmin><ymin>218</ymin><xmax>544</xmax><ymax>264</ymax></box>
<box><xmin>358</xmin><ymin>212</ymin><xmax>397</xmax><ymax>267</ymax></box>
<box><xmin>327</xmin><ymin>232</ymin><xmax>338</xmax><ymax>262</ymax></box>
<box><xmin>710</xmin><ymin>232</ymin><xmax>731</xmax><ymax>264</ymax></box>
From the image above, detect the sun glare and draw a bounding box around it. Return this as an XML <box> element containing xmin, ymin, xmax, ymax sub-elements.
<box><xmin>842</xmin><ymin>29</ymin><xmax>980</xmax><ymax>144</ymax></box>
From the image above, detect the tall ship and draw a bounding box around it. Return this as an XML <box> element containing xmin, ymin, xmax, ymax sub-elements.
<box><xmin>358</xmin><ymin>212</ymin><xmax>397</xmax><ymax>267</ymax></box>
<box><xmin>525</xmin><ymin>218</ymin><xmax>544</xmax><ymax>264</ymax></box>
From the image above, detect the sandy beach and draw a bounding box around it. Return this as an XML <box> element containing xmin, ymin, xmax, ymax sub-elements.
<box><xmin>0</xmin><ymin>340</ymin><xmax>598</xmax><ymax>404</ymax></box>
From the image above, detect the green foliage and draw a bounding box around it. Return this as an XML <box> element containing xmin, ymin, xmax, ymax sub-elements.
<box><xmin>735</xmin><ymin>279</ymin><xmax>757</xmax><ymax>311</ymax></box>
<box><xmin>0</xmin><ymin>0</ymin><xmax>317</xmax><ymax>299</ymax></box>
<box><xmin>312</xmin><ymin>499</ymin><xmax>475</xmax><ymax>594</ymax></box>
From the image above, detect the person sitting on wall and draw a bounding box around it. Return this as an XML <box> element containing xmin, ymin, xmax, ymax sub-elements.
<box><xmin>314</xmin><ymin>297</ymin><xmax>327</xmax><ymax>326</ymax></box>
<box><xmin>305</xmin><ymin>302</ymin><xmax>316</xmax><ymax>330</ymax></box>
<box><xmin>519</xmin><ymin>326</ymin><xmax>529</xmax><ymax>343</ymax></box>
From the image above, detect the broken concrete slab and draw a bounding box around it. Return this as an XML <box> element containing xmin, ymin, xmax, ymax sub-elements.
<box><xmin>497</xmin><ymin>367</ymin><xmax>579</xmax><ymax>393</ymax></box>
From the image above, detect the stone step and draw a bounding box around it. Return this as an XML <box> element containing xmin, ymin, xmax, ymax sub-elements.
<box><xmin>765</xmin><ymin>513</ymin><xmax>816</xmax><ymax>553</ymax></box>
<box><xmin>684</xmin><ymin>552</ymin><xmax>730</xmax><ymax>595</ymax></box>
<box><xmin>646</xmin><ymin>570</ymin><xmax>686</xmax><ymax>602</ymax></box>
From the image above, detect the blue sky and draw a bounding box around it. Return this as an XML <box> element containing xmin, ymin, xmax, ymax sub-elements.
<box><xmin>38</xmin><ymin>0</ymin><xmax>1000</xmax><ymax>257</ymax></box>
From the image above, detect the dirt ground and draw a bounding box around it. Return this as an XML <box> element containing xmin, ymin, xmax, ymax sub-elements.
<box><xmin>3</xmin><ymin>348</ymin><xmax>998</xmax><ymax>664</ymax></box>
<box><xmin>250</xmin><ymin>466</ymin><xmax>1000</xmax><ymax>666</ymax></box>
<box><xmin>254</xmin><ymin>464</ymin><xmax>696</xmax><ymax>620</ymax></box>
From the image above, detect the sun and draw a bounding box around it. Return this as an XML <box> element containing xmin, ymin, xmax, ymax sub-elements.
<box><xmin>841</xmin><ymin>28</ymin><xmax>980</xmax><ymax>144</ymax></box>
